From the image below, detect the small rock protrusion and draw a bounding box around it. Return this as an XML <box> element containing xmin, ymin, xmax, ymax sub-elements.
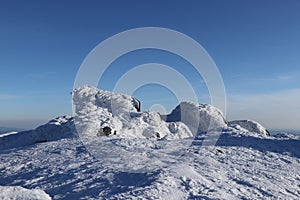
<box><xmin>97</xmin><ymin>126</ymin><xmax>112</xmax><ymax>136</ymax></box>
<box><xmin>156</xmin><ymin>132</ymin><xmax>161</xmax><ymax>139</ymax></box>
<box><xmin>216</xmin><ymin>149</ymin><xmax>224</xmax><ymax>154</ymax></box>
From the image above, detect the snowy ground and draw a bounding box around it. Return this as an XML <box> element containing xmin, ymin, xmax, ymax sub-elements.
<box><xmin>0</xmin><ymin>186</ymin><xmax>51</xmax><ymax>200</ymax></box>
<box><xmin>0</xmin><ymin>130</ymin><xmax>299</xmax><ymax>199</ymax></box>
<box><xmin>1</xmin><ymin>86</ymin><xmax>299</xmax><ymax>199</ymax></box>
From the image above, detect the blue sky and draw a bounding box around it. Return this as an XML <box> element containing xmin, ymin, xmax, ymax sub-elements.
<box><xmin>1</xmin><ymin>0</ymin><xmax>300</xmax><ymax>129</ymax></box>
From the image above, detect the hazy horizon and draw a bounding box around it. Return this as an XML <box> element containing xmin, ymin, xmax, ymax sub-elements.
<box><xmin>1</xmin><ymin>116</ymin><xmax>300</xmax><ymax>132</ymax></box>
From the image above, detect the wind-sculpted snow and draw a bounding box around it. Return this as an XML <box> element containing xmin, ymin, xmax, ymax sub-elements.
<box><xmin>166</xmin><ymin>101</ymin><xmax>227</xmax><ymax>134</ymax></box>
<box><xmin>0</xmin><ymin>131</ymin><xmax>299</xmax><ymax>199</ymax></box>
<box><xmin>229</xmin><ymin>120</ymin><xmax>271</xmax><ymax>136</ymax></box>
<box><xmin>72</xmin><ymin>85</ymin><xmax>194</xmax><ymax>139</ymax></box>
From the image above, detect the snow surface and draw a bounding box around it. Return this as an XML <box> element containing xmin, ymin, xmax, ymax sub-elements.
<box><xmin>166</xmin><ymin>101</ymin><xmax>227</xmax><ymax>134</ymax></box>
<box><xmin>229</xmin><ymin>120</ymin><xmax>270</xmax><ymax>136</ymax></box>
<box><xmin>0</xmin><ymin>131</ymin><xmax>18</xmax><ymax>138</ymax></box>
<box><xmin>0</xmin><ymin>85</ymin><xmax>300</xmax><ymax>199</ymax></box>
<box><xmin>0</xmin><ymin>131</ymin><xmax>299</xmax><ymax>199</ymax></box>
<box><xmin>0</xmin><ymin>186</ymin><xmax>51</xmax><ymax>200</ymax></box>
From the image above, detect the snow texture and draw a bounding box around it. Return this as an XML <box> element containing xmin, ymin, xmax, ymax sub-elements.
<box><xmin>72</xmin><ymin>85</ymin><xmax>194</xmax><ymax>139</ymax></box>
<box><xmin>166</xmin><ymin>101</ymin><xmax>227</xmax><ymax>134</ymax></box>
<box><xmin>0</xmin><ymin>130</ymin><xmax>299</xmax><ymax>199</ymax></box>
<box><xmin>0</xmin><ymin>186</ymin><xmax>51</xmax><ymax>200</ymax></box>
<box><xmin>229</xmin><ymin>120</ymin><xmax>270</xmax><ymax>136</ymax></box>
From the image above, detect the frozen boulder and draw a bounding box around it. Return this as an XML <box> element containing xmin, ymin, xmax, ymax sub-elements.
<box><xmin>229</xmin><ymin>120</ymin><xmax>270</xmax><ymax>136</ymax></box>
<box><xmin>72</xmin><ymin>85</ymin><xmax>141</xmax><ymax>136</ymax></box>
<box><xmin>72</xmin><ymin>85</ymin><xmax>140</xmax><ymax>115</ymax></box>
<box><xmin>72</xmin><ymin>85</ymin><xmax>193</xmax><ymax>139</ymax></box>
<box><xmin>72</xmin><ymin>85</ymin><xmax>142</xmax><ymax>136</ymax></box>
<box><xmin>72</xmin><ymin>86</ymin><xmax>228</xmax><ymax>138</ymax></box>
<box><xmin>166</xmin><ymin>102</ymin><xmax>227</xmax><ymax>134</ymax></box>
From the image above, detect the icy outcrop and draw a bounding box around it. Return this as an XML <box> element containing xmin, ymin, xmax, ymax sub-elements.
<box><xmin>166</xmin><ymin>102</ymin><xmax>227</xmax><ymax>134</ymax></box>
<box><xmin>0</xmin><ymin>186</ymin><xmax>51</xmax><ymax>200</ymax></box>
<box><xmin>72</xmin><ymin>86</ymin><xmax>271</xmax><ymax>139</ymax></box>
<box><xmin>229</xmin><ymin>120</ymin><xmax>270</xmax><ymax>136</ymax></box>
<box><xmin>72</xmin><ymin>85</ymin><xmax>138</xmax><ymax>137</ymax></box>
<box><xmin>72</xmin><ymin>85</ymin><xmax>139</xmax><ymax>115</ymax></box>
<box><xmin>0</xmin><ymin>116</ymin><xmax>74</xmax><ymax>150</ymax></box>
<box><xmin>72</xmin><ymin>85</ymin><xmax>193</xmax><ymax>139</ymax></box>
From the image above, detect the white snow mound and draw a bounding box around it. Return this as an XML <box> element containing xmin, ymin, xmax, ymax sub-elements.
<box><xmin>229</xmin><ymin>120</ymin><xmax>270</xmax><ymax>136</ymax></box>
<box><xmin>166</xmin><ymin>101</ymin><xmax>227</xmax><ymax>134</ymax></box>
<box><xmin>0</xmin><ymin>186</ymin><xmax>51</xmax><ymax>200</ymax></box>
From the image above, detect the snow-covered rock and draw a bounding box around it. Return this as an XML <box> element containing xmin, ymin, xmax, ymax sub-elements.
<box><xmin>72</xmin><ymin>85</ymin><xmax>194</xmax><ymax>139</ymax></box>
<box><xmin>72</xmin><ymin>85</ymin><xmax>140</xmax><ymax>115</ymax></box>
<box><xmin>0</xmin><ymin>186</ymin><xmax>51</xmax><ymax>200</ymax></box>
<box><xmin>166</xmin><ymin>102</ymin><xmax>227</xmax><ymax>134</ymax></box>
<box><xmin>229</xmin><ymin>120</ymin><xmax>270</xmax><ymax>136</ymax></box>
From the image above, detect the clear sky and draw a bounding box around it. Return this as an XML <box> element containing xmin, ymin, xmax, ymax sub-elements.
<box><xmin>0</xmin><ymin>0</ymin><xmax>300</xmax><ymax>129</ymax></box>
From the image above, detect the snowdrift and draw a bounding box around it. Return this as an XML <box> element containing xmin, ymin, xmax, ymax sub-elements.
<box><xmin>229</xmin><ymin>120</ymin><xmax>270</xmax><ymax>136</ymax></box>
<box><xmin>166</xmin><ymin>102</ymin><xmax>227</xmax><ymax>133</ymax></box>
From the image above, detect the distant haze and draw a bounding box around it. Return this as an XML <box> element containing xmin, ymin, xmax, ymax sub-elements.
<box><xmin>0</xmin><ymin>120</ymin><xmax>48</xmax><ymax>130</ymax></box>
